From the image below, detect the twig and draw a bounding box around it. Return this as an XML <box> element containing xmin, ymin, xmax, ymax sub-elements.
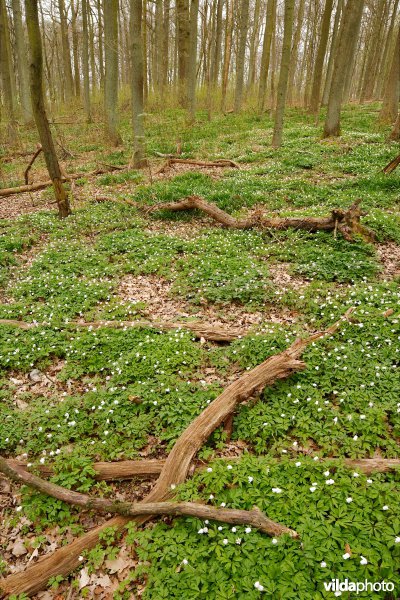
<box><xmin>24</xmin><ymin>145</ymin><xmax>43</xmax><ymax>185</ymax></box>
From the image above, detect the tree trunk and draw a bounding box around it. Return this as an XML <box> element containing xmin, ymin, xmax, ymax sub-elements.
<box><xmin>71</xmin><ymin>0</ymin><xmax>81</xmax><ymax>98</ymax></box>
<box><xmin>221</xmin><ymin>0</ymin><xmax>233</xmax><ymax>112</ymax></box>
<box><xmin>309</xmin><ymin>0</ymin><xmax>333</xmax><ymax>113</ymax></box>
<box><xmin>323</xmin><ymin>0</ymin><xmax>364</xmax><ymax>138</ymax></box>
<box><xmin>376</xmin><ymin>0</ymin><xmax>400</xmax><ymax>98</ymax></box>
<box><xmin>247</xmin><ymin>0</ymin><xmax>261</xmax><ymax>90</ymax></box>
<box><xmin>0</xmin><ymin>0</ymin><xmax>17</xmax><ymax>138</ymax></box>
<box><xmin>187</xmin><ymin>0</ymin><xmax>199</xmax><ymax>121</ymax></box>
<box><xmin>58</xmin><ymin>0</ymin><xmax>74</xmax><ymax>102</ymax></box>
<box><xmin>379</xmin><ymin>22</ymin><xmax>400</xmax><ymax>123</ymax></box>
<box><xmin>130</xmin><ymin>0</ymin><xmax>146</xmax><ymax>166</ymax></box>
<box><xmin>82</xmin><ymin>0</ymin><xmax>91</xmax><ymax>122</ymax></box>
<box><xmin>258</xmin><ymin>0</ymin><xmax>276</xmax><ymax>112</ymax></box>
<box><xmin>104</xmin><ymin>0</ymin><xmax>122</xmax><ymax>145</ymax></box>
<box><xmin>359</xmin><ymin>0</ymin><xmax>386</xmax><ymax>102</ymax></box>
<box><xmin>11</xmin><ymin>0</ymin><xmax>33</xmax><ymax>123</ymax></box>
<box><xmin>210</xmin><ymin>0</ymin><xmax>223</xmax><ymax>87</ymax></box>
<box><xmin>271</xmin><ymin>0</ymin><xmax>295</xmax><ymax>148</ymax></box>
<box><xmin>321</xmin><ymin>0</ymin><xmax>343</xmax><ymax>106</ymax></box>
<box><xmin>287</xmin><ymin>0</ymin><xmax>306</xmax><ymax>106</ymax></box>
<box><xmin>24</xmin><ymin>0</ymin><xmax>71</xmax><ymax>218</ymax></box>
<box><xmin>176</xmin><ymin>0</ymin><xmax>190</xmax><ymax>106</ymax></box>
<box><xmin>234</xmin><ymin>0</ymin><xmax>250</xmax><ymax>112</ymax></box>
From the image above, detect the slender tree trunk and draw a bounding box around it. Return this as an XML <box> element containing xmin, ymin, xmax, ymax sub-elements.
<box><xmin>359</xmin><ymin>0</ymin><xmax>385</xmax><ymax>102</ymax></box>
<box><xmin>258</xmin><ymin>0</ymin><xmax>276</xmax><ymax>112</ymax></box>
<box><xmin>323</xmin><ymin>0</ymin><xmax>364</xmax><ymax>138</ymax></box>
<box><xmin>309</xmin><ymin>0</ymin><xmax>333</xmax><ymax>113</ymax></box>
<box><xmin>25</xmin><ymin>0</ymin><xmax>71</xmax><ymax>218</ymax></box>
<box><xmin>2</xmin><ymin>0</ymin><xmax>18</xmax><ymax>113</ymax></box>
<box><xmin>162</xmin><ymin>0</ymin><xmax>170</xmax><ymax>93</ymax></box>
<box><xmin>82</xmin><ymin>0</ymin><xmax>91</xmax><ymax>122</ymax></box>
<box><xmin>379</xmin><ymin>23</ymin><xmax>400</xmax><ymax>123</ymax></box>
<box><xmin>104</xmin><ymin>0</ymin><xmax>122</xmax><ymax>145</ymax></box>
<box><xmin>71</xmin><ymin>0</ymin><xmax>81</xmax><ymax>98</ymax></box>
<box><xmin>287</xmin><ymin>0</ymin><xmax>305</xmax><ymax>106</ymax></box>
<box><xmin>247</xmin><ymin>0</ymin><xmax>261</xmax><ymax>90</ymax></box>
<box><xmin>88</xmin><ymin>3</ymin><xmax>96</xmax><ymax>91</ymax></box>
<box><xmin>58</xmin><ymin>0</ymin><xmax>74</xmax><ymax>102</ymax></box>
<box><xmin>321</xmin><ymin>0</ymin><xmax>343</xmax><ymax>106</ymax></box>
<box><xmin>234</xmin><ymin>0</ymin><xmax>250</xmax><ymax>112</ymax></box>
<box><xmin>142</xmin><ymin>0</ymin><xmax>148</xmax><ymax>103</ymax></box>
<box><xmin>271</xmin><ymin>0</ymin><xmax>295</xmax><ymax>148</ymax></box>
<box><xmin>130</xmin><ymin>0</ymin><xmax>146</xmax><ymax>166</ymax></box>
<box><xmin>221</xmin><ymin>0</ymin><xmax>233</xmax><ymax>112</ymax></box>
<box><xmin>210</xmin><ymin>0</ymin><xmax>223</xmax><ymax>86</ymax></box>
<box><xmin>11</xmin><ymin>0</ymin><xmax>33</xmax><ymax>123</ymax></box>
<box><xmin>97</xmin><ymin>0</ymin><xmax>105</xmax><ymax>90</ymax></box>
<box><xmin>376</xmin><ymin>0</ymin><xmax>400</xmax><ymax>98</ymax></box>
<box><xmin>0</xmin><ymin>0</ymin><xmax>16</xmax><ymax>138</ymax></box>
<box><xmin>187</xmin><ymin>0</ymin><xmax>199</xmax><ymax>121</ymax></box>
<box><xmin>176</xmin><ymin>0</ymin><xmax>190</xmax><ymax>106</ymax></box>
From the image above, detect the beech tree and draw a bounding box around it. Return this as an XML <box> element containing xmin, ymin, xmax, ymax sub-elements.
<box><xmin>104</xmin><ymin>0</ymin><xmax>122</xmax><ymax>145</ymax></box>
<box><xmin>130</xmin><ymin>0</ymin><xmax>146</xmax><ymax>167</ymax></box>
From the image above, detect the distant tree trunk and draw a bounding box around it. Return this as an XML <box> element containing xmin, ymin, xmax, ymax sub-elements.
<box><xmin>210</xmin><ymin>0</ymin><xmax>223</xmax><ymax>87</ymax></box>
<box><xmin>287</xmin><ymin>0</ymin><xmax>305</xmax><ymax>106</ymax></box>
<box><xmin>321</xmin><ymin>0</ymin><xmax>343</xmax><ymax>106</ymax></box>
<box><xmin>0</xmin><ymin>0</ymin><xmax>18</xmax><ymax>139</ymax></box>
<box><xmin>71</xmin><ymin>0</ymin><xmax>81</xmax><ymax>98</ymax></box>
<box><xmin>88</xmin><ymin>4</ymin><xmax>97</xmax><ymax>91</ymax></box>
<box><xmin>11</xmin><ymin>0</ymin><xmax>33</xmax><ymax>124</ymax></box>
<box><xmin>142</xmin><ymin>0</ymin><xmax>148</xmax><ymax>104</ymax></box>
<box><xmin>82</xmin><ymin>0</ymin><xmax>91</xmax><ymax>123</ymax></box>
<box><xmin>154</xmin><ymin>0</ymin><xmax>163</xmax><ymax>91</ymax></box>
<box><xmin>258</xmin><ymin>0</ymin><xmax>276</xmax><ymax>112</ymax></box>
<box><xmin>271</xmin><ymin>0</ymin><xmax>295</xmax><ymax>148</ymax></box>
<box><xmin>379</xmin><ymin>23</ymin><xmax>400</xmax><ymax>123</ymax></box>
<box><xmin>176</xmin><ymin>0</ymin><xmax>190</xmax><ymax>106</ymax></box>
<box><xmin>376</xmin><ymin>0</ymin><xmax>399</xmax><ymax>98</ymax></box>
<box><xmin>359</xmin><ymin>0</ymin><xmax>386</xmax><ymax>102</ymax></box>
<box><xmin>1</xmin><ymin>0</ymin><xmax>18</xmax><ymax>114</ymax></box>
<box><xmin>25</xmin><ymin>0</ymin><xmax>71</xmax><ymax>218</ymax></box>
<box><xmin>162</xmin><ymin>0</ymin><xmax>170</xmax><ymax>92</ymax></box>
<box><xmin>234</xmin><ymin>0</ymin><xmax>250</xmax><ymax>112</ymax></box>
<box><xmin>221</xmin><ymin>0</ymin><xmax>233</xmax><ymax>112</ymax></box>
<box><xmin>388</xmin><ymin>112</ymin><xmax>400</xmax><ymax>141</ymax></box>
<box><xmin>187</xmin><ymin>0</ymin><xmax>199</xmax><ymax>122</ymax></box>
<box><xmin>323</xmin><ymin>0</ymin><xmax>364</xmax><ymax>138</ymax></box>
<box><xmin>309</xmin><ymin>0</ymin><xmax>333</xmax><ymax>113</ymax></box>
<box><xmin>58</xmin><ymin>0</ymin><xmax>75</xmax><ymax>102</ymax></box>
<box><xmin>97</xmin><ymin>0</ymin><xmax>104</xmax><ymax>90</ymax></box>
<box><xmin>130</xmin><ymin>0</ymin><xmax>146</xmax><ymax>167</ymax></box>
<box><xmin>104</xmin><ymin>0</ymin><xmax>122</xmax><ymax>146</ymax></box>
<box><xmin>247</xmin><ymin>0</ymin><xmax>261</xmax><ymax>90</ymax></box>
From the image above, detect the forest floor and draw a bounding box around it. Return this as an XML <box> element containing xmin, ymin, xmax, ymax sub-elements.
<box><xmin>0</xmin><ymin>104</ymin><xmax>400</xmax><ymax>599</ymax></box>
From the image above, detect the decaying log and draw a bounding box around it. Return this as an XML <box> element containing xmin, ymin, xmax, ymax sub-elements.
<box><xmin>156</xmin><ymin>158</ymin><xmax>240</xmax><ymax>174</ymax></box>
<box><xmin>146</xmin><ymin>195</ymin><xmax>375</xmax><ymax>242</ymax></box>
<box><xmin>24</xmin><ymin>145</ymin><xmax>43</xmax><ymax>185</ymax></box>
<box><xmin>0</xmin><ymin>458</ymin><xmax>297</xmax><ymax>538</ymax></box>
<box><xmin>0</xmin><ymin>165</ymin><xmax>125</xmax><ymax>199</ymax></box>
<box><xmin>0</xmin><ymin>310</ymin><xmax>352</xmax><ymax>598</ymax></box>
<box><xmin>0</xmin><ymin>318</ymin><xmax>246</xmax><ymax>342</ymax></box>
<box><xmin>383</xmin><ymin>152</ymin><xmax>400</xmax><ymax>174</ymax></box>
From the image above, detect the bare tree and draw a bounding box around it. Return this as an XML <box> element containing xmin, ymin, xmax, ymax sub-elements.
<box><xmin>11</xmin><ymin>0</ymin><xmax>33</xmax><ymax>124</ymax></box>
<box><xmin>258</xmin><ymin>0</ymin><xmax>276</xmax><ymax>112</ymax></box>
<box><xmin>130</xmin><ymin>0</ymin><xmax>147</xmax><ymax>166</ymax></box>
<box><xmin>104</xmin><ymin>0</ymin><xmax>122</xmax><ymax>145</ymax></box>
<box><xmin>309</xmin><ymin>0</ymin><xmax>334</xmax><ymax>113</ymax></box>
<box><xmin>234</xmin><ymin>0</ymin><xmax>250</xmax><ymax>112</ymax></box>
<box><xmin>379</xmin><ymin>22</ymin><xmax>400</xmax><ymax>124</ymax></box>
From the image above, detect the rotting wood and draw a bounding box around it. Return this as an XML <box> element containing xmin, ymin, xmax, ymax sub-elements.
<box><xmin>0</xmin><ymin>310</ymin><xmax>353</xmax><ymax>598</ymax></box>
<box><xmin>0</xmin><ymin>164</ymin><xmax>126</xmax><ymax>198</ymax></box>
<box><xmin>383</xmin><ymin>152</ymin><xmax>400</xmax><ymax>174</ymax></box>
<box><xmin>156</xmin><ymin>158</ymin><xmax>240</xmax><ymax>174</ymax></box>
<box><xmin>0</xmin><ymin>318</ymin><xmax>246</xmax><ymax>342</ymax></box>
<box><xmin>146</xmin><ymin>195</ymin><xmax>375</xmax><ymax>242</ymax></box>
<box><xmin>0</xmin><ymin>457</ymin><xmax>297</xmax><ymax>538</ymax></box>
<box><xmin>24</xmin><ymin>145</ymin><xmax>43</xmax><ymax>184</ymax></box>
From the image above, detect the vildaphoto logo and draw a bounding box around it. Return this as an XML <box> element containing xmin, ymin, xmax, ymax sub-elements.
<box><xmin>323</xmin><ymin>579</ymin><xmax>395</xmax><ymax>595</ymax></box>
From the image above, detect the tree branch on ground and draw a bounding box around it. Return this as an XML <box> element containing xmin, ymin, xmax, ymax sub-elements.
<box><xmin>156</xmin><ymin>158</ymin><xmax>240</xmax><ymax>174</ymax></box>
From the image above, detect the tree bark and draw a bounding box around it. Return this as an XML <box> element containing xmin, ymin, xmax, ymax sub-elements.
<box><xmin>11</xmin><ymin>0</ymin><xmax>33</xmax><ymax>124</ymax></box>
<box><xmin>130</xmin><ymin>0</ymin><xmax>147</xmax><ymax>167</ymax></box>
<box><xmin>104</xmin><ymin>0</ymin><xmax>122</xmax><ymax>146</ymax></box>
<box><xmin>82</xmin><ymin>0</ymin><xmax>91</xmax><ymax>123</ymax></box>
<box><xmin>309</xmin><ymin>0</ymin><xmax>334</xmax><ymax>113</ymax></box>
<box><xmin>234</xmin><ymin>0</ymin><xmax>250</xmax><ymax>112</ymax></box>
<box><xmin>221</xmin><ymin>0</ymin><xmax>233</xmax><ymax>112</ymax></box>
<box><xmin>287</xmin><ymin>0</ymin><xmax>306</xmax><ymax>106</ymax></box>
<box><xmin>24</xmin><ymin>0</ymin><xmax>71</xmax><ymax>219</ymax></box>
<box><xmin>0</xmin><ymin>0</ymin><xmax>17</xmax><ymax>137</ymax></box>
<box><xmin>58</xmin><ymin>0</ymin><xmax>75</xmax><ymax>102</ymax></box>
<box><xmin>321</xmin><ymin>0</ymin><xmax>343</xmax><ymax>106</ymax></box>
<box><xmin>258</xmin><ymin>0</ymin><xmax>276</xmax><ymax>112</ymax></box>
<box><xmin>323</xmin><ymin>0</ymin><xmax>364</xmax><ymax>137</ymax></box>
<box><xmin>271</xmin><ymin>0</ymin><xmax>295</xmax><ymax>148</ymax></box>
<box><xmin>187</xmin><ymin>0</ymin><xmax>199</xmax><ymax>121</ymax></box>
<box><xmin>379</xmin><ymin>22</ymin><xmax>400</xmax><ymax>124</ymax></box>
<box><xmin>176</xmin><ymin>0</ymin><xmax>190</xmax><ymax>106</ymax></box>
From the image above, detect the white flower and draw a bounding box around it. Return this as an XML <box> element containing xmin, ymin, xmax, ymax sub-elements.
<box><xmin>254</xmin><ymin>581</ymin><xmax>264</xmax><ymax>591</ymax></box>
<box><xmin>353</xmin><ymin>435</ymin><xmax>358</xmax><ymax>441</ymax></box>
<box><xmin>182</xmin><ymin>559</ymin><xmax>188</xmax><ymax>565</ymax></box>
<box><xmin>235</xmin><ymin>538</ymin><xmax>242</xmax><ymax>545</ymax></box>
<box><xmin>206</xmin><ymin>467</ymin><xmax>213</xmax><ymax>473</ymax></box>
<box><xmin>271</xmin><ymin>538</ymin><xmax>278</xmax><ymax>545</ymax></box>
<box><xmin>320</xmin><ymin>561</ymin><xmax>327</xmax><ymax>568</ymax></box>
<box><xmin>295</xmin><ymin>462</ymin><xmax>301</xmax><ymax>467</ymax></box>
<box><xmin>360</xmin><ymin>556</ymin><xmax>368</xmax><ymax>565</ymax></box>
<box><xmin>342</xmin><ymin>553</ymin><xmax>351</xmax><ymax>560</ymax></box>
<box><xmin>227</xmin><ymin>464</ymin><xmax>233</xmax><ymax>470</ymax></box>
<box><xmin>309</xmin><ymin>486</ymin><xmax>317</xmax><ymax>493</ymax></box>
<box><xmin>395</xmin><ymin>536</ymin><xmax>400</xmax><ymax>544</ymax></box>
<box><xmin>209</xmin><ymin>494</ymin><xmax>214</xmax><ymax>500</ymax></box>
<box><xmin>170</xmin><ymin>484</ymin><xmax>176</xmax><ymax>490</ymax></box>
<box><xmin>222</xmin><ymin>539</ymin><xmax>229</xmax><ymax>545</ymax></box>
<box><xmin>78</xmin><ymin>556</ymin><xmax>84</xmax><ymax>562</ymax></box>
<box><xmin>325</xmin><ymin>479</ymin><xmax>335</xmax><ymax>485</ymax></box>
<box><xmin>218</xmin><ymin>526</ymin><xmax>223</xmax><ymax>531</ymax></box>
<box><xmin>324</xmin><ymin>470</ymin><xmax>330</xmax><ymax>477</ymax></box>
<box><xmin>39</xmin><ymin>457</ymin><xmax>46</xmax><ymax>464</ymax></box>
<box><xmin>353</xmin><ymin>472</ymin><xmax>360</xmax><ymax>478</ymax></box>
<box><xmin>382</xmin><ymin>505</ymin><xmax>389</xmax><ymax>511</ymax></box>
<box><xmin>248</xmin><ymin>476</ymin><xmax>254</xmax><ymax>483</ymax></box>
<box><xmin>220</xmin><ymin>502</ymin><xmax>226</xmax><ymax>507</ymax></box>
<box><xmin>366</xmin><ymin>479</ymin><xmax>373</xmax><ymax>484</ymax></box>
<box><xmin>313</xmin><ymin>456</ymin><xmax>319</xmax><ymax>461</ymax></box>
<box><xmin>346</xmin><ymin>497</ymin><xmax>353</xmax><ymax>503</ymax></box>
<box><xmin>231</xmin><ymin>527</ymin><xmax>237</xmax><ymax>533</ymax></box>
<box><xmin>16</xmin><ymin>506</ymin><xmax>22</xmax><ymax>512</ymax></box>
<box><xmin>198</xmin><ymin>528</ymin><xmax>204</xmax><ymax>534</ymax></box>
<box><xmin>272</xmin><ymin>487</ymin><xmax>282</xmax><ymax>493</ymax></box>
<box><xmin>245</xmin><ymin>527</ymin><xmax>252</xmax><ymax>534</ymax></box>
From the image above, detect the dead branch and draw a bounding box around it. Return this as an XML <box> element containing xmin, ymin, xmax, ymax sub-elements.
<box><xmin>156</xmin><ymin>158</ymin><xmax>240</xmax><ymax>175</ymax></box>
<box><xmin>24</xmin><ymin>145</ymin><xmax>43</xmax><ymax>185</ymax></box>
<box><xmin>0</xmin><ymin>165</ymin><xmax>125</xmax><ymax>199</ymax></box>
<box><xmin>383</xmin><ymin>152</ymin><xmax>400</xmax><ymax>174</ymax></box>
<box><xmin>146</xmin><ymin>196</ymin><xmax>375</xmax><ymax>242</ymax></box>
<box><xmin>0</xmin><ymin>458</ymin><xmax>297</xmax><ymax>538</ymax></box>
<box><xmin>0</xmin><ymin>318</ymin><xmax>246</xmax><ymax>343</ymax></box>
<box><xmin>0</xmin><ymin>311</ymin><xmax>352</xmax><ymax>598</ymax></box>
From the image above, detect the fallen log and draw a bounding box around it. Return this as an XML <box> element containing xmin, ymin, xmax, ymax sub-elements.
<box><xmin>156</xmin><ymin>158</ymin><xmax>240</xmax><ymax>174</ymax></box>
<box><xmin>146</xmin><ymin>196</ymin><xmax>375</xmax><ymax>242</ymax></box>
<box><xmin>0</xmin><ymin>165</ymin><xmax>125</xmax><ymax>199</ymax></box>
<box><xmin>0</xmin><ymin>310</ymin><xmax>352</xmax><ymax>598</ymax></box>
<box><xmin>383</xmin><ymin>152</ymin><xmax>400</xmax><ymax>174</ymax></box>
<box><xmin>0</xmin><ymin>458</ymin><xmax>296</xmax><ymax>538</ymax></box>
<box><xmin>0</xmin><ymin>318</ymin><xmax>245</xmax><ymax>342</ymax></box>
<box><xmin>11</xmin><ymin>456</ymin><xmax>400</xmax><ymax>483</ymax></box>
<box><xmin>24</xmin><ymin>145</ymin><xmax>43</xmax><ymax>185</ymax></box>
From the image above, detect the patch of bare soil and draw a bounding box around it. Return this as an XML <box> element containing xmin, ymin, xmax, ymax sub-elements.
<box><xmin>377</xmin><ymin>243</ymin><xmax>400</xmax><ymax>280</ymax></box>
<box><xmin>268</xmin><ymin>262</ymin><xmax>310</xmax><ymax>291</ymax></box>
<box><xmin>118</xmin><ymin>274</ymin><xmax>299</xmax><ymax>328</ymax></box>
<box><xmin>0</xmin><ymin>192</ymin><xmax>55</xmax><ymax>220</ymax></box>
<box><xmin>144</xmin><ymin>219</ymin><xmax>210</xmax><ymax>239</ymax></box>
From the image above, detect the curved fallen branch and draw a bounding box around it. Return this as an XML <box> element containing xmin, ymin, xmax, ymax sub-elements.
<box><xmin>156</xmin><ymin>158</ymin><xmax>240</xmax><ymax>175</ymax></box>
<box><xmin>0</xmin><ymin>310</ymin><xmax>352</xmax><ymax>598</ymax></box>
<box><xmin>383</xmin><ymin>152</ymin><xmax>400</xmax><ymax>174</ymax></box>
<box><xmin>0</xmin><ymin>458</ymin><xmax>297</xmax><ymax>538</ymax></box>
<box><xmin>24</xmin><ymin>145</ymin><xmax>43</xmax><ymax>185</ymax></box>
<box><xmin>0</xmin><ymin>165</ymin><xmax>125</xmax><ymax>199</ymax></box>
<box><xmin>146</xmin><ymin>195</ymin><xmax>375</xmax><ymax>242</ymax></box>
<box><xmin>0</xmin><ymin>318</ymin><xmax>245</xmax><ymax>342</ymax></box>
